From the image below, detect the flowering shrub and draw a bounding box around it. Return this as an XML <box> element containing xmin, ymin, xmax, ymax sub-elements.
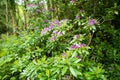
<box><xmin>0</xmin><ymin>16</ymin><xmax>107</xmax><ymax>80</ymax></box>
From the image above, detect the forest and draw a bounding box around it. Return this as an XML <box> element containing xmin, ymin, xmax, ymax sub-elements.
<box><xmin>0</xmin><ymin>0</ymin><xmax>120</xmax><ymax>80</ymax></box>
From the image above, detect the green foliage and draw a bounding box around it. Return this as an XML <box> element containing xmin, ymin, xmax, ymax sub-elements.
<box><xmin>0</xmin><ymin>0</ymin><xmax>120</xmax><ymax>80</ymax></box>
<box><xmin>0</xmin><ymin>18</ymin><xmax>106</xmax><ymax>80</ymax></box>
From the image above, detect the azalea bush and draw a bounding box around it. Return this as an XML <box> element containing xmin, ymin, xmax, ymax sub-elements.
<box><xmin>0</xmin><ymin>14</ymin><xmax>107</xmax><ymax>79</ymax></box>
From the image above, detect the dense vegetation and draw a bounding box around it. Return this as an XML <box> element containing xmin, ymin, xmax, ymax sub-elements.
<box><xmin>0</xmin><ymin>0</ymin><xmax>120</xmax><ymax>80</ymax></box>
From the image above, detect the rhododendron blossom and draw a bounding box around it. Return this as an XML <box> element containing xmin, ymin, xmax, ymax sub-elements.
<box><xmin>39</xmin><ymin>1</ymin><xmax>44</xmax><ymax>6</ymax></box>
<box><xmin>27</xmin><ymin>4</ymin><xmax>35</xmax><ymax>7</ymax></box>
<box><xmin>70</xmin><ymin>43</ymin><xmax>86</xmax><ymax>50</ymax></box>
<box><xmin>70</xmin><ymin>45</ymin><xmax>79</xmax><ymax>49</ymax></box>
<box><xmin>53</xmin><ymin>20</ymin><xmax>60</xmax><ymax>26</ymax></box>
<box><xmin>88</xmin><ymin>19</ymin><xmax>97</xmax><ymax>25</ymax></box>
<box><xmin>76</xmin><ymin>16</ymin><xmax>80</xmax><ymax>19</ymax></box>
<box><xmin>80</xmin><ymin>43</ymin><xmax>86</xmax><ymax>47</ymax></box>
<box><xmin>41</xmin><ymin>27</ymin><xmax>49</xmax><ymax>34</ymax></box>
<box><xmin>70</xmin><ymin>0</ymin><xmax>76</xmax><ymax>3</ymax></box>
<box><xmin>62</xmin><ymin>52</ymin><xmax>66</xmax><ymax>57</ymax></box>
<box><xmin>50</xmin><ymin>36</ymin><xmax>55</xmax><ymax>41</ymax></box>
<box><xmin>74</xmin><ymin>35</ymin><xmax>80</xmax><ymax>39</ymax></box>
<box><xmin>49</xmin><ymin>23</ymin><xmax>54</xmax><ymax>29</ymax></box>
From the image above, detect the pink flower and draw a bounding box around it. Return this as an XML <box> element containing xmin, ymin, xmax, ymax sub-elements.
<box><xmin>75</xmin><ymin>16</ymin><xmax>80</xmax><ymax>19</ymax></box>
<box><xmin>52</xmin><ymin>30</ymin><xmax>63</xmax><ymax>36</ymax></box>
<box><xmin>27</xmin><ymin>4</ymin><xmax>35</xmax><ymax>7</ymax></box>
<box><xmin>62</xmin><ymin>52</ymin><xmax>66</xmax><ymax>57</ymax></box>
<box><xmin>41</xmin><ymin>27</ymin><xmax>49</xmax><ymax>34</ymax></box>
<box><xmin>70</xmin><ymin>0</ymin><xmax>76</xmax><ymax>3</ymax></box>
<box><xmin>49</xmin><ymin>23</ymin><xmax>54</xmax><ymax>29</ymax></box>
<box><xmin>53</xmin><ymin>20</ymin><xmax>59</xmax><ymax>24</ymax></box>
<box><xmin>80</xmin><ymin>9</ymin><xmax>84</xmax><ymax>12</ymax></box>
<box><xmin>53</xmin><ymin>30</ymin><xmax>59</xmax><ymax>34</ymax></box>
<box><xmin>74</xmin><ymin>35</ymin><xmax>80</xmax><ymax>39</ymax></box>
<box><xmin>80</xmin><ymin>43</ymin><xmax>86</xmax><ymax>47</ymax></box>
<box><xmin>77</xmin><ymin>56</ymin><xmax>81</xmax><ymax>59</ymax></box>
<box><xmin>88</xmin><ymin>19</ymin><xmax>97</xmax><ymax>26</ymax></box>
<box><xmin>57</xmin><ymin>31</ymin><xmax>63</xmax><ymax>36</ymax></box>
<box><xmin>53</xmin><ymin>20</ymin><xmax>60</xmax><ymax>26</ymax></box>
<box><xmin>70</xmin><ymin>45</ymin><xmax>79</xmax><ymax>49</ymax></box>
<box><xmin>44</xmin><ymin>20</ymin><xmax>48</xmax><ymax>23</ymax></box>
<box><xmin>69</xmin><ymin>43</ymin><xmax>86</xmax><ymax>50</ymax></box>
<box><xmin>50</xmin><ymin>36</ymin><xmax>55</xmax><ymax>41</ymax></box>
<box><xmin>39</xmin><ymin>1</ymin><xmax>44</xmax><ymax>6</ymax></box>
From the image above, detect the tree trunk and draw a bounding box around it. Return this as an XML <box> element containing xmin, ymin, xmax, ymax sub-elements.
<box><xmin>23</xmin><ymin>0</ymin><xmax>28</xmax><ymax>30</ymax></box>
<box><xmin>10</xmin><ymin>9</ymin><xmax>16</xmax><ymax>34</ymax></box>
<box><xmin>6</xmin><ymin>0</ymin><xmax>9</xmax><ymax>36</ymax></box>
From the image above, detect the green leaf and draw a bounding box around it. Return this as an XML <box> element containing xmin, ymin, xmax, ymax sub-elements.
<box><xmin>74</xmin><ymin>69</ymin><xmax>82</xmax><ymax>76</ymax></box>
<box><xmin>62</xmin><ymin>66</ymin><xmax>68</xmax><ymax>75</ymax></box>
<box><xmin>69</xmin><ymin>67</ymin><xmax>77</xmax><ymax>77</ymax></box>
<box><xmin>114</xmin><ymin>11</ymin><xmax>118</xmax><ymax>15</ymax></box>
<box><xmin>74</xmin><ymin>59</ymin><xmax>81</xmax><ymax>63</ymax></box>
<box><xmin>0</xmin><ymin>55</ymin><xmax>13</xmax><ymax>66</ymax></box>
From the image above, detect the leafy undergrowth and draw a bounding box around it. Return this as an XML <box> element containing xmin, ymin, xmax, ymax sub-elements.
<box><xmin>0</xmin><ymin>11</ymin><xmax>120</xmax><ymax>80</ymax></box>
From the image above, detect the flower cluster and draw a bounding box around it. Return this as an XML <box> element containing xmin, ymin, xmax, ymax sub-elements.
<box><xmin>50</xmin><ymin>36</ymin><xmax>55</xmax><ymax>41</ymax></box>
<box><xmin>80</xmin><ymin>9</ymin><xmax>84</xmax><ymax>12</ymax></box>
<box><xmin>62</xmin><ymin>52</ymin><xmax>66</xmax><ymax>57</ymax></box>
<box><xmin>36</xmin><ymin>9</ymin><xmax>41</xmax><ymax>12</ymax></box>
<box><xmin>75</xmin><ymin>16</ymin><xmax>80</xmax><ymax>19</ymax></box>
<box><xmin>70</xmin><ymin>45</ymin><xmax>79</xmax><ymax>49</ymax></box>
<box><xmin>70</xmin><ymin>0</ymin><xmax>76</xmax><ymax>3</ymax></box>
<box><xmin>74</xmin><ymin>34</ymin><xmax>80</xmax><ymax>39</ymax></box>
<box><xmin>44</xmin><ymin>20</ymin><xmax>48</xmax><ymax>23</ymax></box>
<box><xmin>70</xmin><ymin>43</ymin><xmax>86</xmax><ymax>50</ymax></box>
<box><xmin>88</xmin><ymin>19</ymin><xmax>97</xmax><ymax>26</ymax></box>
<box><xmin>41</xmin><ymin>27</ymin><xmax>49</xmax><ymax>34</ymax></box>
<box><xmin>40</xmin><ymin>19</ymin><xmax>65</xmax><ymax>41</ymax></box>
<box><xmin>27</xmin><ymin>4</ymin><xmax>35</xmax><ymax>8</ymax></box>
<box><xmin>52</xmin><ymin>30</ymin><xmax>63</xmax><ymax>36</ymax></box>
<box><xmin>39</xmin><ymin>1</ymin><xmax>44</xmax><ymax>6</ymax></box>
<box><xmin>50</xmin><ymin>30</ymin><xmax>63</xmax><ymax>41</ymax></box>
<box><xmin>41</xmin><ymin>20</ymin><xmax>60</xmax><ymax>34</ymax></box>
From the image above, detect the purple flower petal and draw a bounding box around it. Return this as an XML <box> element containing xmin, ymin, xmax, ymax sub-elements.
<box><xmin>53</xmin><ymin>30</ymin><xmax>59</xmax><ymax>34</ymax></box>
<box><xmin>80</xmin><ymin>43</ymin><xmax>86</xmax><ymax>47</ymax></box>
<box><xmin>62</xmin><ymin>52</ymin><xmax>66</xmax><ymax>57</ymax></box>
<box><xmin>57</xmin><ymin>31</ymin><xmax>63</xmax><ymax>36</ymax></box>
<box><xmin>53</xmin><ymin>20</ymin><xmax>60</xmax><ymax>26</ymax></box>
<box><xmin>74</xmin><ymin>35</ymin><xmax>80</xmax><ymax>39</ymax></box>
<box><xmin>44</xmin><ymin>20</ymin><xmax>48</xmax><ymax>23</ymax></box>
<box><xmin>80</xmin><ymin>9</ymin><xmax>84</xmax><ymax>12</ymax></box>
<box><xmin>70</xmin><ymin>0</ymin><xmax>76</xmax><ymax>3</ymax></box>
<box><xmin>54</xmin><ymin>20</ymin><xmax>59</xmax><ymax>24</ymax></box>
<box><xmin>88</xmin><ymin>19</ymin><xmax>97</xmax><ymax>26</ymax></box>
<box><xmin>41</xmin><ymin>27</ymin><xmax>49</xmax><ymax>34</ymax></box>
<box><xmin>70</xmin><ymin>45</ymin><xmax>79</xmax><ymax>49</ymax></box>
<box><xmin>77</xmin><ymin>56</ymin><xmax>81</xmax><ymax>59</ymax></box>
<box><xmin>39</xmin><ymin>1</ymin><xmax>44</xmax><ymax>6</ymax></box>
<box><xmin>27</xmin><ymin>4</ymin><xmax>35</xmax><ymax>7</ymax></box>
<box><xmin>50</xmin><ymin>36</ymin><xmax>55</xmax><ymax>41</ymax></box>
<box><xmin>76</xmin><ymin>16</ymin><xmax>80</xmax><ymax>19</ymax></box>
<box><xmin>49</xmin><ymin>22</ymin><xmax>54</xmax><ymax>29</ymax></box>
